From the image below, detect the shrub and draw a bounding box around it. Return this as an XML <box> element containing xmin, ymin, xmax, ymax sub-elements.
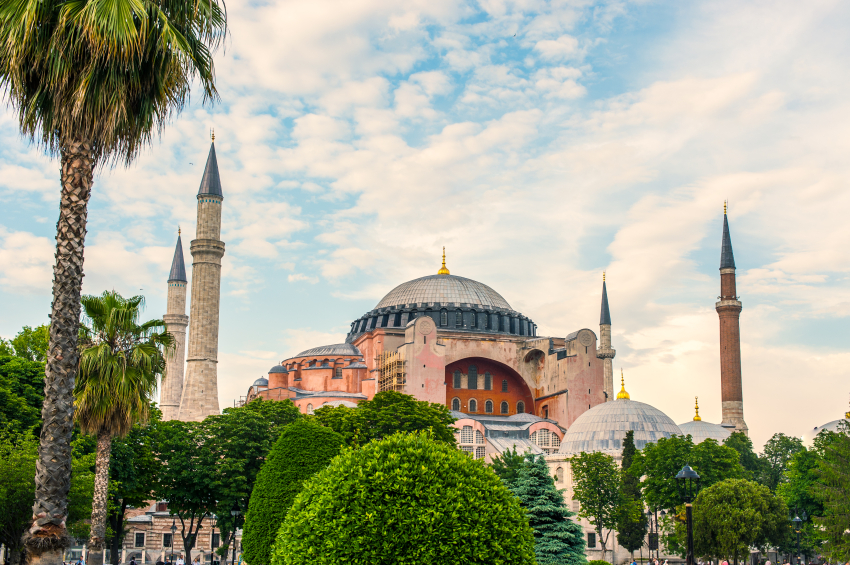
<box><xmin>241</xmin><ymin>419</ymin><xmax>345</xmax><ymax>565</ymax></box>
<box><xmin>271</xmin><ymin>431</ymin><xmax>536</xmax><ymax>565</ymax></box>
<box><xmin>587</xmin><ymin>560</ymin><xmax>610</xmax><ymax>565</ymax></box>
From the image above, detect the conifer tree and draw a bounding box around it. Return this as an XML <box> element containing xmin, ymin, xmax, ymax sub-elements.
<box><xmin>510</xmin><ymin>454</ymin><xmax>587</xmax><ymax>565</ymax></box>
<box><xmin>617</xmin><ymin>430</ymin><xmax>648</xmax><ymax>556</ymax></box>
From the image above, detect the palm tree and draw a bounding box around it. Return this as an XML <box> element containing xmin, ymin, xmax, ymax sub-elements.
<box><xmin>75</xmin><ymin>291</ymin><xmax>174</xmax><ymax>565</ymax></box>
<box><xmin>0</xmin><ymin>0</ymin><xmax>225</xmax><ymax>561</ymax></box>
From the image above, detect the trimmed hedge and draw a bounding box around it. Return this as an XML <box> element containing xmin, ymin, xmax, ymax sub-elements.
<box><xmin>271</xmin><ymin>432</ymin><xmax>536</xmax><ymax>565</ymax></box>
<box><xmin>241</xmin><ymin>418</ymin><xmax>344</xmax><ymax>565</ymax></box>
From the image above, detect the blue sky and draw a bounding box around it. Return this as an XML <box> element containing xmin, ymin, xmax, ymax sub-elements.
<box><xmin>1</xmin><ymin>0</ymin><xmax>848</xmax><ymax>448</ymax></box>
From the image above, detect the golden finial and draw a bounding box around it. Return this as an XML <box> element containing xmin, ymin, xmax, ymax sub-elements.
<box><xmin>437</xmin><ymin>246</ymin><xmax>450</xmax><ymax>275</ymax></box>
<box><xmin>694</xmin><ymin>396</ymin><xmax>702</xmax><ymax>421</ymax></box>
<box><xmin>603</xmin><ymin>271</ymin><xmax>606</xmax><ymax>282</ymax></box>
<box><xmin>616</xmin><ymin>369</ymin><xmax>630</xmax><ymax>400</ymax></box>
<box><xmin>211</xmin><ymin>128</ymin><xmax>215</xmax><ymax>142</ymax></box>
<box><xmin>178</xmin><ymin>227</ymin><xmax>181</xmax><ymax>236</ymax></box>
<box><xmin>724</xmin><ymin>200</ymin><xmax>727</xmax><ymax>215</ymax></box>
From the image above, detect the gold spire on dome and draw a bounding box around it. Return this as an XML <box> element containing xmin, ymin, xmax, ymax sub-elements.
<box><xmin>437</xmin><ymin>247</ymin><xmax>450</xmax><ymax>275</ymax></box>
<box><xmin>616</xmin><ymin>369</ymin><xmax>630</xmax><ymax>400</ymax></box>
<box><xmin>603</xmin><ymin>271</ymin><xmax>606</xmax><ymax>282</ymax></box>
<box><xmin>694</xmin><ymin>396</ymin><xmax>702</xmax><ymax>421</ymax></box>
<box><xmin>724</xmin><ymin>200</ymin><xmax>727</xmax><ymax>215</ymax></box>
<box><xmin>211</xmin><ymin>128</ymin><xmax>215</xmax><ymax>142</ymax></box>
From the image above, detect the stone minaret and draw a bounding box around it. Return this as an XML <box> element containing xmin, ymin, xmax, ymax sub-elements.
<box><xmin>597</xmin><ymin>272</ymin><xmax>616</xmax><ymax>401</ymax></box>
<box><xmin>178</xmin><ymin>141</ymin><xmax>225</xmax><ymax>421</ymax></box>
<box><xmin>716</xmin><ymin>204</ymin><xmax>748</xmax><ymax>434</ymax></box>
<box><xmin>161</xmin><ymin>232</ymin><xmax>188</xmax><ymax>421</ymax></box>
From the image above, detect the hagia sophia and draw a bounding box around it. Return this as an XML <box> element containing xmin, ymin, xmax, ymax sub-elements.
<box><xmin>152</xmin><ymin>140</ymin><xmax>843</xmax><ymax>562</ymax></box>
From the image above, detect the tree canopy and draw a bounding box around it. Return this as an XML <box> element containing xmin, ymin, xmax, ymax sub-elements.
<box><xmin>759</xmin><ymin>433</ymin><xmax>805</xmax><ymax>492</ymax></box>
<box><xmin>570</xmin><ymin>451</ymin><xmax>622</xmax><ymax>562</ymax></box>
<box><xmin>0</xmin><ymin>352</ymin><xmax>46</xmax><ymax>436</ymax></box>
<box><xmin>616</xmin><ymin>431</ymin><xmax>647</xmax><ymax>555</ymax></box>
<box><xmin>814</xmin><ymin>420</ymin><xmax>850</xmax><ymax>562</ymax></box>
<box><xmin>491</xmin><ymin>446</ymin><xmax>526</xmax><ymax>485</ymax></box>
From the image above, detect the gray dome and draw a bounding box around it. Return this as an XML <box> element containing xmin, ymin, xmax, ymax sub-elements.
<box><xmin>375</xmin><ymin>275</ymin><xmax>512</xmax><ymax>310</ymax></box>
<box><xmin>801</xmin><ymin>418</ymin><xmax>848</xmax><ymax>446</ymax></box>
<box><xmin>294</xmin><ymin>343</ymin><xmax>362</xmax><ymax>358</ymax></box>
<box><xmin>559</xmin><ymin>398</ymin><xmax>683</xmax><ymax>455</ymax></box>
<box><xmin>268</xmin><ymin>365</ymin><xmax>288</xmax><ymax>374</ymax></box>
<box><xmin>678</xmin><ymin>420</ymin><xmax>731</xmax><ymax>444</ymax></box>
<box><xmin>253</xmin><ymin>377</ymin><xmax>268</xmax><ymax>387</ymax></box>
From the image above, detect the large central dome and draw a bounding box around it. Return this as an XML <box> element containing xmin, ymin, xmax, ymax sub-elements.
<box><xmin>375</xmin><ymin>274</ymin><xmax>513</xmax><ymax>310</ymax></box>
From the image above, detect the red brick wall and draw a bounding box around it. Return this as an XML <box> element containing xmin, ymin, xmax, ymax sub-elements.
<box><xmin>718</xmin><ymin>305</ymin><xmax>743</xmax><ymax>402</ymax></box>
<box><xmin>446</xmin><ymin>357</ymin><xmax>533</xmax><ymax>416</ymax></box>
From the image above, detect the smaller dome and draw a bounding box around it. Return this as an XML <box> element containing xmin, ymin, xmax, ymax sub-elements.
<box><xmin>269</xmin><ymin>365</ymin><xmax>288</xmax><ymax>374</ymax></box>
<box><xmin>253</xmin><ymin>377</ymin><xmax>269</xmax><ymax>387</ymax></box>
<box><xmin>678</xmin><ymin>420</ymin><xmax>731</xmax><ymax>444</ymax></box>
<box><xmin>801</xmin><ymin>418</ymin><xmax>848</xmax><ymax>446</ymax></box>
<box><xmin>294</xmin><ymin>343</ymin><xmax>362</xmax><ymax>358</ymax></box>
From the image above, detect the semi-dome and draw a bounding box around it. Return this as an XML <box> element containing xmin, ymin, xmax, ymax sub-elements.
<box><xmin>678</xmin><ymin>420</ymin><xmax>731</xmax><ymax>444</ymax></box>
<box><xmin>559</xmin><ymin>380</ymin><xmax>682</xmax><ymax>455</ymax></box>
<box><xmin>375</xmin><ymin>274</ymin><xmax>513</xmax><ymax>310</ymax></box>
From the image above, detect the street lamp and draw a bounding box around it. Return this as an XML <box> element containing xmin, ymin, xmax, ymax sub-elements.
<box><xmin>170</xmin><ymin>519</ymin><xmax>177</xmax><ymax>565</ymax></box>
<box><xmin>791</xmin><ymin>510</ymin><xmax>807</xmax><ymax>565</ymax></box>
<box><xmin>676</xmin><ymin>463</ymin><xmax>701</xmax><ymax>565</ymax></box>
<box><xmin>229</xmin><ymin>502</ymin><xmax>241</xmax><ymax>565</ymax></box>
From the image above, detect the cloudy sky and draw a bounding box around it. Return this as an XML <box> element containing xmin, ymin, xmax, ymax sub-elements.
<box><xmin>2</xmin><ymin>0</ymin><xmax>848</xmax><ymax>449</ymax></box>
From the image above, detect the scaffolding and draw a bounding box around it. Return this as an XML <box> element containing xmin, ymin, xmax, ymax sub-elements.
<box><xmin>378</xmin><ymin>350</ymin><xmax>406</xmax><ymax>393</ymax></box>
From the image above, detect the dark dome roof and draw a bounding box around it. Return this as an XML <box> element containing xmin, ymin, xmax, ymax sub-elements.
<box><xmin>268</xmin><ymin>365</ymin><xmax>288</xmax><ymax>374</ymax></box>
<box><xmin>375</xmin><ymin>274</ymin><xmax>512</xmax><ymax>310</ymax></box>
<box><xmin>294</xmin><ymin>343</ymin><xmax>362</xmax><ymax>358</ymax></box>
<box><xmin>253</xmin><ymin>377</ymin><xmax>268</xmax><ymax>387</ymax></box>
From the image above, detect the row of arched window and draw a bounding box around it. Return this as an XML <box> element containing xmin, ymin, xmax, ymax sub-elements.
<box><xmin>451</xmin><ymin>398</ymin><xmax>525</xmax><ymax>414</ymax></box>
<box><xmin>352</xmin><ymin>309</ymin><xmax>537</xmax><ymax>336</ymax></box>
<box><xmin>529</xmin><ymin>428</ymin><xmax>562</xmax><ymax>454</ymax></box>
<box><xmin>451</xmin><ymin>366</ymin><xmax>509</xmax><ymax>392</ymax></box>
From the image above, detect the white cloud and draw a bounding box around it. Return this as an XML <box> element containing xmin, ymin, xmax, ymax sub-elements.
<box><xmin>0</xmin><ymin>228</ymin><xmax>53</xmax><ymax>294</ymax></box>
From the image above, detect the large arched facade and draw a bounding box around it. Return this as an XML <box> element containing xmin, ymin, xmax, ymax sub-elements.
<box><xmin>446</xmin><ymin>357</ymin><xmax>534</xmax><ymax>416</ymax></box>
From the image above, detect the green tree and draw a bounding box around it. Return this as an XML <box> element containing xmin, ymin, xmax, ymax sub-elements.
<box><xmin>570</xmin><ymin>451</ymin><xmax>622</xmax><ymax>562</ymax></box>
<box><xmin>272</xmin><ymin>431</ymin><xmax>535</xmax><ymax>565</ymax></box>
<box><xmin>313</xmin><ymin>391</ymin><xmax>456</xmax><ymax>446</ymax></box>
<box><xmin>510</xmin><ymin>454</ymin><xmax>586</xmax><ymax>565</ymax></box>
<box><xmin>617</xmin><ymin>431</ymin><xmax>647</xmax><ymax>557</ymax></box>
<box><xmin>0</xmin><ymin>0</ymin><xmax>227</xmax><ymax>555</ymax></box>
<box><xmin>776</xmin><ymin>447</ymin><xmax>825</xmax><ymax>561</ymax></box>
<box><xmin>0</xmin><ymin>355</ymin><xmax>46</xmax><ymax>435</ymax></box>
<box><xmin>242</xmin><ymin>419</ymin><xmax>344</xmax><ymax>565</ymax></box>
<box><xmin>7</xmin><ymin>325</ymin><xmax>50</xmax><ymax>363</ymax></box>
<box><xmin>693</xmin><ymin>479</ymin><xmax>788</xmax><ymax>565</ymax></box>
<box><xmin>74</xmin><ymin>291</ymin><xmax>172</xmax><ymax>565</ymax></box>
<box><xmin>759</xmin><ymin>433</ymin><xmax>804</xmax><ymax>492</ymax></box>
<box><xmin>813</xmin><ymin>419</ymin><xmax>850</xmax><ymax>562</ymax></box>
<box><xmin>491</xmin><ymin>446</ymin><xmax>527</xmax><ymax>485</ymax></box>
<box><xmin>724</xmin><ymin>431</ymin><xmax>763</xmax><ymax>481</ymax></box>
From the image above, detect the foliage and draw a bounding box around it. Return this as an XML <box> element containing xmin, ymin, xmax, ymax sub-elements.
<box><xmin>312</xmin><ymin>391</ymin><xmax>457</xmax><ymax>446</ymax></box>
<box><xmin>776</xmin><ymin>447</ymin><xmax>825</xmax><ymax>559</ymax></box>
<box><xmin>724</xmin><ymin>431</ymin><xmax>763</xmax><ymax>481</ymax></box>
<box><xmin>272</xmin><ymin>431</ymin><xmax>536</xmax><ymax>565</ymax></box>
<box><xmin>570</xmin><ymin>451</ymin><xmax>622</xmax><ymax>562</ymax></box>
<box><xmin>1</xmin><ymin>325</ymin><xmax>50</xmax><ymax>363</ymax></box>
<box><xmin>587</xmin><ymin>561</ymin><xmax>610</xmax><ymax>565</ymax></box>
<box><xmin>510</xmin><ymin>454</ymin><xmax>586</xmax><ymax>565</ymax></box>
<box><xmin>692</xmin><ymin>479</ymin><xmax>788</xmax><ymax>564</ymax></box>
<box><xmin>813</xmin><ymin>420</ymin><xmax>850</xmax><ymax>562</ymax></box>
<box><xmin>0</xmin><ymin>355</ymin><xmax>46</xmax><ymax>436</ymax></box>
<box><xmin>242</xmin><ymin>419</ymin><xmax>344</xmax><ymax>565</ymax></box>
<box><xmin>759</xmin><ymin>433</ymin><xmax>804</xmax><ymax>492</ymax></box>
<box><xmin>491</xmin><ymin>446</ymin><xmax>527</xmax><ymax>485</ymax></box>
<box><xmin>616</xmin><ymin>431</ymin><xmax>647</xmax><ymax>555</ymax></box>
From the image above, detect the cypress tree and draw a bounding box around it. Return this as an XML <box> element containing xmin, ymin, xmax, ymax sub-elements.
<box><xmin>241</xmin><ymin>418</ymin><xmax>344</xmax><ymax>565</ymax></box>
<box><xmin>616</xmin><ymin>430</ymin><xmax>648</xmax><ymax>556</ymax></box>
<box><xmin>510</xmin><ymin>454</ymin><xmax>587</xmax><ymax>565</ymax></box>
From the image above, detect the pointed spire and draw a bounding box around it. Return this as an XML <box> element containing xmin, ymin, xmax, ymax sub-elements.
<box><xmin>600</xmin><ymin>271</ymin><xmax>612</xmax><ymax>325</ymax></box>
<box><xmin>694</xmin><ymin>396</ymin><xmax>702</xmax><ymax>421</ymax></box>
<box><xmin>437</xmin><ymin>246</ymin><xmax>450</xmax><ymax>275</ymax></box>
<box><xmin>720</xmin><ymin>202</ymin><xmax>736</xmax><ymax>269</ymax></box>
<box><xmin>168</xmin><ymin>231</ymin><xmax>187</xmax><ymax>282</ymax></box>
<box><xmin>198</xmin><ymin>142</ymin><xmax>223</xmax><ymax>198</ymax></box>
<box><xmin>616</xmin><ymin>369</ymin><xmax>630</xmax><ymax>400</ymax></box>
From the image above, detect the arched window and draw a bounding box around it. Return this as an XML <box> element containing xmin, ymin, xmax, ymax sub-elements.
<box><xmin>500</xmin><ymin>401</ymin><xmax>509</xmax><ymax>414</ymax></box>
<box><xmin>517</xmin><ymin>401</ymin><xmax>525</xmax><ymax>414</ymax></box>
<box><xmin>556</xmin><ymin>467</ymin><xmax>564</xmax><ymax>483</ymax></box>
<box><xmin>461</xmin><ymin>425</ymin><xmax>473</xmax><ymax>444</ymax></box>
<box><xmin>485</xmin><ymin>400</ymin><xmax>493</xmax><ymax>413</ymax></box>
<box><xmin>440</xmin><ymin>310</ymin><xmax>447</xmax><ymax>326</ymax></box>
<box><xmin>451</xmin><ymin>397</ymin><xmax>460</xmax><ymax>411</ymax></box>
<box><xmin>502</xmin><ymin>379</ymin><xmax>508</xmax><ymax>392</ymax></box>
<box><xmin>306</xmin><ymin>403</ymin><xmax>313</xmax><ymax>414</ymax></box>
<box><xmin>456</xmin><ymin>311</ymin><xmax>463</xmax><ymax>326</ymax></box>
<box><xmin>542</xmin><ymin>405</ymin><xmax>549</xmax><ymax>419</ymax></box>
<box><xmin>453</xmin><ymin>370</ymin><xmax>461</xmax><ymax>389</ymax></box>
<box><xmin>484</xmin><ymin>372</ymin><xmax>492</xmax><ymax>390</ymax></box>
<box><xmin>470</xmin><ymin>311</ymin><xmax>476</xmax><ymax>327</ymax></box>
<box><xmin>483</xmin><ymin>314</ymin><xmax>489</xmax><ymax>330</ymax></box>
<box><xmin>468</xmin><ymin>365</ymin><xmax>478</xmax><ymax>390</ymax></box>
<box><xmin>469</xmin><ymin>399</ymin><xmax>477</xmax><ymax>412</ymax></box>
<box><xmin>475</xmin><ymin>446</ymin><xmax>485</xmax><ymax>459</ymax></box>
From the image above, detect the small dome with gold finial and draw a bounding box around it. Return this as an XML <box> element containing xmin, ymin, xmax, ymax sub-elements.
<box><xmin>678</xmin><ymin>396</ymin><xmax>731</xmax><ymax>444</ymax></box>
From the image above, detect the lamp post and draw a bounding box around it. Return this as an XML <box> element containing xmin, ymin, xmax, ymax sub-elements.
<box><xmin>676</xmin><ymin>464</ymin><xmax>701</xmax><ymax>565</ymax></box>
<box><xmin>170</xmin><ymin>519</ymin><xmax>177</xmax><ymax>565</ymax></box>
<box><xmin>229</xmin><ymin>503</ymin><xmax>241</xmax><ymax>565</ymax></box>
<box><xmin>791</xmin><ymin>510</ymin><xmax>806</xmax><ymax>565</ymax></box>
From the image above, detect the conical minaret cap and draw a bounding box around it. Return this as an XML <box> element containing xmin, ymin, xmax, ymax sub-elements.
<box><xmin>600</xmin><ymin>273</ymin><xmax>612</xmax><ymax>325</ymax></box>
<box><xmin>168</xmin><ymin>232</ymin><xmax>187</xmax><ymax>282</ymax></box>
<box><xmin>720</xmin><ymin>208</ymin><xmax>736</xmax><ymax>269</ymax></box>
<box><xmin>198</xmin><ymin>142</ymin><xmax>223</xmax><ymax>198</ymax></box>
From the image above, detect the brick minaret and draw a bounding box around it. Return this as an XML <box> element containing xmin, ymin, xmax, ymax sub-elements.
<box><xmin>161</xmin><ymin>232</ymin><xmax>188</xmax><ymax>420</ymax></box>
<box><xmin>716</xmin><ymin>205</ymin><xmax>748</xmax><ymax>434</ymax></box>
<box><xmin>178</xmin><ymin>141</ymin><xmax>225</xmax><ymax>421</ymax></box>
<box><xmin>597</xmin><ymin>272</ymin><xmax>616</xmax><ymax>401</ymax></box>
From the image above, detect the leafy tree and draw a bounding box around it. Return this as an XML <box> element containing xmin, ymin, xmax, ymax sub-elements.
<box><xmin>776</xmin><ymin>447</ymin><xmax>825</xmax><ymax>560</ymax></box>
<box><xmin>313</xmin><ymin>391</ymin><xmax>457</xmax><ymax>446</ymax></box>
<box><xmin>0</xmin><ymin>338</ymin><xmax>13</xmax><ymax>357</ymax></box>
<box><xmin>759</xmin><ymin>433</ymin><xmax>804</xmax><ymax>492</ymax></box>
<box><xmin>725</xmin><ymin>431</ymin><xmax>763</xmax><ymax>481</ymax></box>
<box><xmin>242</xmin><ymin>419</ymin><xmax>344</xmax><ymax>565</ymax></box>
<box><xmin>0</xmin><ymin>385</ymin><xmax>41</xmax><ymax>436</ymax></box>
<box><xmin>272</xmin><ymin>431</ymin><xmax>535</xmax><ymax>565</ymax></box>
<box><xmin>0</xmin><ymin>0</ymin><xmax>227</xmax><ymax>554</ymax></box>
<box><xmin>0</xmin><ymin>355</ymin><xmax>46</xmax><ymax>435</ymax></box>
<box><xmin>616</xmin><ymin>431</ymin><xmax>647</xmax><ymax>556</ymax></box>
<box><xmin>74</xmin><ymin>291</ymin><xmax>172</xmax><ymax>565</ymax></box>
<box><xmin>510</xmin><ymin>454</ymin><xmax>586</xmax><ymax>565</ymax></box>
<box><xmin>570</xmin><ymin>451</ymin><xmax>622</xmax><ymax>562</ymax></box>
<box><xmin>6</xmin><ymin>325</ymin><xmax>50</xmax><ymax>363</ymax></box>
<box><xmin>491</xmin><ymin>446</ymin><xmax>527</xmax><ymax>485</ymax></box>
<box><xmin>693</xmin><ymin>479</ymin><xmax>788</xmax><ymax>565</ymax></box>
<box><xmin>813</xmin><ymin>419</ymin><xmax>850</xmax><ymax>562</ymax></box>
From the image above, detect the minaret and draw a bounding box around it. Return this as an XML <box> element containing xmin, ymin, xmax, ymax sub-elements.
<box><xmin>178</xmin><ymin>138</ymin><xmax>225</xmax><ymax>421</ymax></box>
<box><xmin>716</xmin><ymin>203</ymin><xmax>748</xmax><ymax>434</ymax></box>
<box><xmin>597</xmin><ymin>272</ymin><xmax>616</xmax><ymax>401</ymax></box>
<box><xmin>161</xmin><ymin>231</ymin><xmax>188</xmax><ymax>421</ymax></box>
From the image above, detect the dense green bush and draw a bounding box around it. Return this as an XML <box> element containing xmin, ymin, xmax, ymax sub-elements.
<box><xmin>241</xmin><ymin>419</ymin><xmax>345</xmax><ymax>565</ymax></box>
<box><xmin>271</xmin><ymin>432</ymin><xmax>536</xmax><ymax>565</ymax></box>
<box><xmin>587</xmin><ymin>560</ymin><xmax>610</xmax><ymax>565</ymax></box>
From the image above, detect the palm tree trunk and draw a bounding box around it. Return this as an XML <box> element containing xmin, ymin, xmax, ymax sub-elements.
<box><xmin>23</xmin><ymin>138</ymin><xmax>94</xmax><ymax>565</ymax></box>
<box><xmin>87</xmin><ymin>429</ymin><xmax>112</xmax><ymax>565</ymax></box>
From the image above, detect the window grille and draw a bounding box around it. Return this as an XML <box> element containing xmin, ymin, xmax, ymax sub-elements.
<box><xmin>456</xmin><ymin>311</ymin><xmax>463</xmax><ymax>326</ymax></box>
<box><xmin>572</xmin><ymin>500</ymin><xmax>580</xmax><ymax>512</ymax></box>
<box><xmin>500</xmin><ymin>401</ymin><xmax>509</xmax><ymax>414</ymax></box>
<box><xmin>461</xmin><ymin>425</ymin><xmax>474</xmax><ymax>444</ymax></box>
<box><xmin>212</xmin><ymin>533</ymin><xmax>220</xmax><ymax>549</ymax></box>
<box><xmin>163</xmin><ymin>534</ymin><xmax>172</xmax><ymax>548</ymax></box>
<box><xmin>470</xmin><ymin>312</ymin><xmax>476</xmax><ymax>327</ymax></box>
<box><xmin>475</xmin><ymin>430</ymin><xmax>484</xmax><ymax>444</ymax></box>
<box><xmin>453</xmin><ymin>370</ymin><xmax>461</xmax><ymax>388</ymax></box>
<box><xmin>556</xmin><ymin>467</ymin><xmax>564</xmax><ymax>483</ymax></box>
<box><xmin>552</xmin><ymin>434</ymin><xmax>561</xmax><ymax>449</ymax></box>
<box><xmin>468</xmin><ymin>365</ymin><xmax>477</xmax><ymax>389</ymax></box>
<box><xmin>517</xmin><ymin>401</ymin><xmax>525</xmax><ymax>413</ymax></box>
<box><xmin>485</xmin><ymin>400</ymin><xmax>493</xmax><ymax>413</ymax></box>
<box><xmin>440</xmin><ymin>310</ymin><xmax>447</xmax><ymax>326</ymax></box>
<box><xmin>530</xmin><ymin>431</ymin><xmax>537</xmax><ymax>444</ymax></box>
<box><xmin>502</xmin><ymin>379</ymin><xmax>508</xmax><ymax>392</ymax></box>
<box><xmin>461</xmin><ymin>445</ymin><xmax>474</xmax><ymax>456</ymax></box>
<box><xmin>135</xmin><ymin>533</ymin><xmax>145</xmax><ymax>548</ymax></box>
<box><xmin>587</xmin><ymin>532</ymin><xmax>596</xmax><ymax>548</ymax></box>
<box><xmin>484</xmin><ymin>372</ymin><xmax>491</xmax><ymax>390</ymax></box>
<box><xmin>452</xmin><ymin>398</ymin><xmax>460</xmax><ymax>411</ymax></box>
<box><xmin>538</xmin><ymin>428</ymin><xmax>550</xmax><ymax>447</ymax></box>
<box><xmin>334</xmin><ymin>367</ymin><xmax>342</xmax><ymax>379</ymax></box>
<box><xmin>469</xmin><ymin>399</ymin><xmax>477</xmax><ymax>412</ymax></box>
<box><xmin>475</xmin><ymin>446</ymin><xmax>485</xmax><ymax>459</ymax></box>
